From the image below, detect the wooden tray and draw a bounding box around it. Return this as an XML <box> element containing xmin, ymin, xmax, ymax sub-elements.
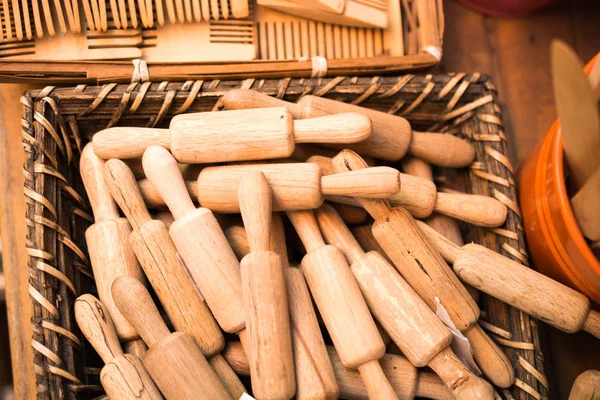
<box><xmin>8</xmin><ymin>73</ymin><xmax>548</xmax><ymax>399</ymax></box>
<box><xmin>0</xmin><ymin>0</ymin><xmax>443</xmax><ymax>83</ymax></box>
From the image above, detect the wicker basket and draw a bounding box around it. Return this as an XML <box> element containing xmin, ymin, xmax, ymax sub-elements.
<box><xmin>17</xmin><ymin>74</ymin><xmax>548</xmax><ymax>399</ymax></box>
<box><xmin>0</xmin><ymin>0</ymin><xmax>443</xmax><ymax>84</ymax></box>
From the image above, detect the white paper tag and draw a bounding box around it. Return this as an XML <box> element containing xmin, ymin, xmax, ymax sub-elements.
<box><xmin>240</xmin><ymin>393</ymin><xmax>255</xmax><ymax>400</ymax></box>
<box><xmin>435</xmin><ymin>297</ymin><xmax>481</xmax><ymax>375</ymax></box>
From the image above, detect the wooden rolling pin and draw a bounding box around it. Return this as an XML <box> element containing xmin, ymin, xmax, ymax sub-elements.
<box><xmin>74</xmin><ymin>295</ymin><xmax>162</xmax><ymax>400</ymax></box>
<box><xmin>286</xmin><ymin>209</ymin><xmax>398</xmax><ymax>400</ymax></box>
<box><xmin>93</xmin><ymin>108</ymin><xmax>372</xmax><ymax>163</ymax></box>
<box><xmin>222</xmin><ymin>341</ymin><xmax>454</xmax><ymax>400</ymax></box>
<box><xmin>103</xmin><ymin>159</ymin><xmax>242</xmax><ymax>396</ymax></box>
<box><xmin>415</xmin><ymin>221</ymin><xmax>600</xmax><ymax>339</ymax></box>
<box><xmin>569</xmin><ymin>370</ymin><xmax>600</xmax><ymax>400</ymax></box>
<box><xmin>333</xmin><ymin>150</ymin><xmax>515</xmax><ymax>389</ymax></box>
<box><xmin>138</xmin><ymin>164</ymin><xmax>399</xmax><ymax>213</ymax></box>
<box><xmin>238</xmin><ymin>171</ymin><xmax>296</xmax><ymax>399</ymax></box>
<box><xmin>227</xmin><ymin>214</ymin><xmax>340</xmax><ymax>400</ymax></box>
<box><xmin>221</xmin><ymin>89</ymin><xmax>475</xmax><ymax>167</ymax></box>
<box><xmin>315</xmin><ymin>204</ymin><xmax>494</xmax><ymax>399</ymax></box>
<box><xmin>315</xmin><ymin>155</ymin><xmax>507</xmax><ymax>227</ymax></box>
<box><xmin>401</xmin><ymin>157</ymin><xmax>481</xmax><ymax>302</ymax></box>
<box><xmin>112</xmin><ymin>276</ymin><xmax>232</xmax><ymax>400</ymax></box>
<box><xmin>80</xmin><ymin>144</ymin><xmax>147</xmax><ymax>351</ymax></box>
<box><xmin>141</xmin><ymin>147</ymin><xmax>245</xmax><ymax>333</ymax></box>
<box><xmin>197</xmin><ymin>163</ymin><xmax>400</xmax><ymax>213</ymax></box>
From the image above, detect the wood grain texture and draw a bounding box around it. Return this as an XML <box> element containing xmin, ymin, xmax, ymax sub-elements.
<box><xmin>297</xmin><ymin>95</ymin><xmax>412</xmax><ymax>161</ymax></box>
<box><xmin>300</xmin><ymin>244</ymin><xmax>385</xmax><ymax>368</ymax></box>
<box><xmin>74</xmin><ymin>294</ymin><xmax>162</xmax><ymax>400</ymax></box>
<box><xmin>170</xmin><ymin>108</ymin><xmax>295</xmax><ymax>163</ymax></box>
<box><xmin>228</xmin><ymin>219</ymin><xmax>339</xmax><ymax>400</ymax></box>
<box><xmin>104</xmin><ymin>160</ymin><xmax>224</xmax><ymax>355</ymax></box>
<box><xmin>408</xmin><ymin>132</ymin><xmax>475</xmax><ymax>168</ymax></box>
<box><xmin>93</xmin><ymin>127</ymin><xmax>170</xmax><ymax>159</ymax></box>
<box><xmin>143</xmin><ymin>146</ymin><xmax>244</xmax><ymax>334</ymax></box>
<box><xmin>113</xmin><ymin>276</ymin><xmax>232</xmax><ymax>400</ymax></box>
<box><xmin>568</xmin><ymin>370</ymin><xmax>600</xmax><ymax>400</ymax></box>
<box><xmin>372</xmin><ymin>208</ymin><xmax>479</xmax><ymax>331</ymax></box>
<box><xmin>239</xmin><ymin>171</ymin><xmax>295</xmax><ymax>400</ymax></box>
<box><xmin>435</xmin><ymin>192</ymin><xmax>507</xmax><ymax>228</ymax></box>
<box><xmin>82</xmin><ymin>144</ymin><xmax>146</xmax><ymax>341</ymax></box>
<box><xmin>454</xmin><ymin>244</ymin><xmax>595</xmax><ymax>336</ymax></box>
<box><xmin>198</xmin><ymin>163</ymin><xmax>323</xmax><ymax>213</ymax></box>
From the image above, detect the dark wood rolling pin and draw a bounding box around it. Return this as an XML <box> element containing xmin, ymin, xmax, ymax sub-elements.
<box><xmin>92</xmin><ymin>108</ymin><xmax>372</xmax><ymax>163</ymax></box>
<box><xmin>286</xmin><ymin>209</ymin><xmax>399</xmax><ymax>400</ymax></box>
<box><xmin>315</xmin><ymin>204</ymin><xmax>494</xmax><ymax>399</ymax></box>
<box><xmin>112</xmin><ymin>276</ymin><xmax>233</xmax><ymax>400</ymax></box>
<box><xmin>103</xmin><ymin>159</ymin><xmax>243</xmax><ymax>396</ymax></box>
<box><xmin>333</xmin><ymin>149</ymin><xmax>515</xmax><ymax>389</ymax></box>
<box><xmin>227</xmin><ymin>214</ymin><xmax>340</xmax><ymax>400</ymax></box>
<box><xmin>221</xmin><ymin>89</ymin><xmax>475</xmax><ymax>167</ymax></box>
<box><xmin>313</xmin><ymin>156</ymin><xmax>507</xmax><ymax>228</ymax></box>
<box><xmin>238</xmin><ymin>171</ymin><xmax>296</xmax><ymax>399</ymax></box>
<box><xmin>74</xmin><ymin>294</ymin><xmax>162</xmax><ymax>400</ymax></box>
<box><xmin>415</xmin><ymin>220</ymin><xmax>600</xmax><ymax>340</ymax></box>
<box><xmin>222</xmin><ymin>341</ymin><xmax>454</xmax><ymax>400</ymax></box>
<box><xmin>80</xmin><ymin>144</ymin><xmax>148</xmax><ymax>353</ymax></box>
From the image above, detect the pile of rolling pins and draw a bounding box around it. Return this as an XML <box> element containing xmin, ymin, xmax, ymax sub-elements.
<box><xmin>74</xmin><ymin>90</ymin><xmax>600</xmax><ymax>400</ymax></box>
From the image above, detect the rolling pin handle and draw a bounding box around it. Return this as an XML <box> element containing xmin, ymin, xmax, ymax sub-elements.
<box><xmin>583</xmin><ymin>310</ymin><xmax>600</xmax><ymax>339</ymax></box>
<box><xmin>80</xmin><ymin>144</ymin><xmax>120</xmax><ymax>222</ymax></box>
<box><xmin>331</xmin><ymin>150</ymin><xmax>392</xmax><ymax>220</ymax></box>
<box><xmin>286</xmin><ymin>210</ymin><xmax>326</xmax><ymax>253</ymax></box>
<box><xmin>112</xmin><ymin>275</ymin><xmax>170</xmax><ymax>347</ymax></box>
<box><xmin>239</xmin><ymin>171</ymin><xmax>272</xmax><ymax>253</ymax></box>
<box><xmin>104</xmin><ymin>159</ymin><xmax>153</xmax><ymax>230</ymax></box>
<box><xmin>142</xmin><ymin>146</ymin><xmax>196</xmax><ymax>220</ymax></box>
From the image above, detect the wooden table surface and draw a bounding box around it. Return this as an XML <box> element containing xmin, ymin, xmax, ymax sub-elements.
<box><xmin>0</xmin><ymin>1</ymin><xmax>599</xmax><ymax>399</ymax></box>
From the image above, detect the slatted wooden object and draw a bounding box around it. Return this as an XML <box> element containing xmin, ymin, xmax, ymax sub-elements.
<box><xmin>0</xmin><ymin>0</ymin><xmax>442</xmax><ymax>78</ymax></box>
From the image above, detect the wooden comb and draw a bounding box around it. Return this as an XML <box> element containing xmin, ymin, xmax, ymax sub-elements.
<box><xmin>255</xmin><ymin>0</ymin><xmax>401</xmax><ymax>60</ymax></box>
<box><xmin>257</xmin><ymin>0</ymin><xmax>389</xmax><ymax>28</ymax></box>
<box><xmin>140</xmin><ymin>16</ymin><xmax>255</xmax><ymax>61</ymax></box>
<box><xmin>0</xmin><ymin>21</ymin><xmax>142</xmax><ymax>59</ymax></box>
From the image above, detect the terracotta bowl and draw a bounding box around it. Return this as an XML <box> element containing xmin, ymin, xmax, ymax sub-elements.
<box><xmin>519</xmin><ymin>54</ymin><xmax>600</xmax><ymax>305</ymax></box>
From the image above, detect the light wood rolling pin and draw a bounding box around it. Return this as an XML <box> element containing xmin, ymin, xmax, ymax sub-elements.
<box><xmin>315</xmin><ymin>204</ymin><xmax>494</xmax><ymax>398</ymax></box>
<box><xmin>310</xmin><ymin>155</ymin><xmax>507</xmax><ymax>227</ymax></box>
<box><xmin>141</xmin><ymin>147</ymin><xmax>244</xmax><ymax>328</ymax></box>
<box><xmin>569</xmin><ymin>370</ymin><xmax>600</xmax><ymax>400</ymax></box>
<box><xmin>415</xmin><ymin>221</ymin><xmax>600</xmax><ymax>340</ymax></box>
<box><xmin>333</xmin><ymin>149</ymin><xmax>515</xmax><ymax>389</ymax></box>
<box><xmin>112</xmin><ymin>276</ymin><xmax>232</xmax><ymax>400</ymax></box>
<box><xmin>92</xmin><ymin>108</ymin><xmax>372</xmax><ymax>163</ymax></box>
<box><xmin>74</xmin><ymin>294</ymin><xmax>163</xmax><ymax>400</ymax></box>
<box><xmin>141</xmin><ymin>146</ymin><xmax>247</xmax><ymax>398</ymax></box>
<box><xmin>221</xmin><ymin>89</ymin><xmax>475</xmax><ymax>167</ymax></box>
<box><xmin>222</xmin><ymin>341</ymin><xmax>454</xmax><ymax>400</ymax></box>
<box><xmin>80</xmin><ymin>144</ymin><xmax>147</xmax><ymax>351</ymax></box>
<box><xmin>197</xmin><ymin>162</ymin><xmax>400</xmax><ymax>213</ymax></box>
<box><xmin>227</xmin><ymin>214</ymin><xmax>340</xmax><ymax>400</ymax></box>
<box><xmin>138</xmin><ymin>164</ymin><xmax>398</xmax><ymax>212</ymax></box>
<box><xmin>286</xmin><ymin>209</ymin><xmax>399</xmax><ymax>400</ymax></box>
<box><xmin>238</xmin><ymin>171</ymin><xmax>296</xmax><ymax>399</ymax></box>
<box><xmin>103</xmin><ymin>159</ymin><xmax>241</xmax><ymax>395</ymax></box>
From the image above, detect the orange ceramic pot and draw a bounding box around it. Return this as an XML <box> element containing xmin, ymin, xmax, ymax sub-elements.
<box><xmin>519</xmin><ymin>54</ymin><xmax>600</xmax><ymax>305</ymax></box>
